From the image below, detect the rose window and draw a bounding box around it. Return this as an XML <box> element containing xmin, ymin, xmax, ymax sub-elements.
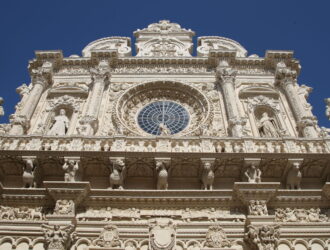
<box><xmin>137</xmin><ymin>101</ymin><xmax>189</xmax><ymax>135</ymax></box>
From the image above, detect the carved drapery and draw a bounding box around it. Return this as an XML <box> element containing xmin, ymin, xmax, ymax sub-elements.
<box><xmin>276</xmin><ymin>62</ymin><xmax>318</xmax><ymax>138</ymax></box>
<box><xmin>216</xmin><ymin>60</ymin><xmax>246</xmax><ymax>137</ymax></box>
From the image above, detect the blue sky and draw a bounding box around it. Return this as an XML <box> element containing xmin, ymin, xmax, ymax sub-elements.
<box><xmin>0</xmin><ymin>0</ymin><xmax>329</xmax><ymax>127</ymax></box>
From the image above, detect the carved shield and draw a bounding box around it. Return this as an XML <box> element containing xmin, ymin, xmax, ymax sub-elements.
<box><xmin>149</xmin><ymin>219</ymin><xmax>176</xmax><ymax>250</ymax></box>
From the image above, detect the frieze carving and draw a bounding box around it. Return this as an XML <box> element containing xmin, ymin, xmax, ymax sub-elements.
<box><xmin>245</xmin><ymin>224</ymin><xmax>280</xmax><ymax>250</ymax></box>
<box><xmin>275</xmin><ymin>208</ymin><xmax>328</xmax><ymax>222</ymax></box>
<box><xmin>42</xmin><ymin>224</ymin><xmax>76</xmax><ymax>250</ymax></box>
<box><xmin>93</xmin><ymin>224</ymin><xmax>121</xmax><ymax>248</ymax></box>
<box><xmin>112</xmin><ymin>65</ymin><xmax>211</xmax><ymax>74</ymax></box>
<box><xmin>0</xmin><ymin>205</ymin><xmax>45</xmax><ymax>221</ymax></box>
<box><xmin>54</xmin><ymin>200</ymin><xmax>75</xmax><ymax>216</ymax></box>
<box><xmin>56</xmin><ymin>66</ymin><xmax>90</xmax><ymax>75</ymax></box>
<box><xmin>248</xmin><ymin>200</ymin><xmax>268</xmax><ymax>216</ymax></box>
<box><xmin>149</xmin><ymin>218</ymin><xmax>176</xmax><ymax>250</ymax></box>
<box><xmin>205</xmin><ymin>224</ymin><xmax>232</xmax><ymax>248</ymax></box>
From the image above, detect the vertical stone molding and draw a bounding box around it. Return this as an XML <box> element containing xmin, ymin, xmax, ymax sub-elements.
<box><xmin>77</xmin><ymin>60</ymin><xmax>110</xmax><ymax>136</ymax></box>
<box><xmin>10</xmin><ymin>62</ymin><xmax>53</xmax><ymax>135</ymax></box>
<box><xmin>216</xmin><ymin>60</ymin><xmax>246</xmax><ymax>137</ymax></box>
<box><xmin>275</xmin><ymin>62</ymin><xmax>318</xmax><ymax>138</ymax></box>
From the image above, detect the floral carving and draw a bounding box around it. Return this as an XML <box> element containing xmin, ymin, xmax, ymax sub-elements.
<box><xmin>0</xmin><ymin>206</ymin><xmax>44</xmax><ymax>221</ymax></box>
<box><xmin>275</xmin><ymin>208</ymin><xmax>328</xmax><ymax>222</ymax></box>
<box><xmin>205</xmin><ymin>224</ymin><xmax>231</xmax><ymax>248</ymax></box>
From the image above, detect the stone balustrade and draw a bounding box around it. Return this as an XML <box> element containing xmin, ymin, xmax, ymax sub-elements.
<box><xmin>0</xmin><ymin>135</ymin><xmax>329</xmax><ymax>154</ymax></box>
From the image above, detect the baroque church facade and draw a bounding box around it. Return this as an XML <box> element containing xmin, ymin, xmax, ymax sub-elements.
<box><xmin>0</xmin><ymin>20</ymin><xmax>330</xmax><ymax>250</ymax></box>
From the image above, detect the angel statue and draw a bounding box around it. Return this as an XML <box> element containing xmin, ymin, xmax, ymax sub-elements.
<box><xmin>258</xmin><ymin>112</ymin><xmax>280</xmax><ymax>138</ymax></box>
<box><xmin>42</xmin><ymin>224</ymin><xmax>75</xmax><ymax>250</ymax></box>
<box><xmin>48</xmin><ymin>109</ymin><xmax>70</xmax><ymax>136</ymax></box>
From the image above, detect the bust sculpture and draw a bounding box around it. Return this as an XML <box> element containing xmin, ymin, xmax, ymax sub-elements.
<box><xmin>48</xmin><ymin>109</ymin><xmax>69</xmax><ymax>136</ymax></box>
<box><xmin>258</xmin><ymin>112</ymin><xmax>280</xmax><ymax>138</ymax></box>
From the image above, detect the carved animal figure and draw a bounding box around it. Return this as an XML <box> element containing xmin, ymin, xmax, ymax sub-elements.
<box><xmin>30</xmin><ymin>207</ymin><xmax>44</xmax><ymax>220</ymax></box>
<box><xmin>286</xmin><ymin>163</ymin><xmax>302</xmax><ymax>189</ymax></box>
<box><xmin>156</xmin><ymin>161</ymin><xmax>168</xmax><ymax>190</ymax></box>
<box><xmin>109</xmin><ymin>159</ymin><xmax>126</xmax><ymax>189</ymax></box>
<box><xmin>201</xmin><ymin>162</ymin><xmax>214</xmax><ymax>190</ymax></box>
<box><xmin>22</xmin><ymin>159</ymin><xmax>36</xmax><ymax>188</ymax></box>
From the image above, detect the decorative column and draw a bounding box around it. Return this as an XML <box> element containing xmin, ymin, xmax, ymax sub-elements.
<box><xmin>216</xmin><ymin>60</ymin><xmax>246</xmax><ymax>137</ymax></box>
<box><xmin>276</xmin><ymin>62</ymin><xmax>318</xmax><ymax>138</ymax></box>
<box><xmin>10</xmin><ymin>62</ymin><xmax>53</xmax><ymax>135</ymax></box>
<box><xmin>77</xmin><ymin>60</ymin><xmax>110</xmax><ymax>135</ymax></box>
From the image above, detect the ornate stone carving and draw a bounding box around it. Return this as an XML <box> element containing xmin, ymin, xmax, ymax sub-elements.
<box><xmin>0</xmin><ymin>206</ymin><xmax>44</xmax><ymax>221</ymax></box>
<box><xmin>62</xmin><ymin>159</ymin><xmax>79</xmax><ymax>182</ymax></box>
<box><xmin>197</xmin><ymin>36</ymin><xmax>247</xmax><ymax>57</ymax></box>
<box><xmin>149</xmin><ymin>218</ymin><xmax>176</xmax><ymax>250</ymax></box>
<box><xmin>200</xmin><ymin>160</ymin><xmax>215</xmax><ymax>190</ymax></box>
<box><xmin>205</xmin><ymin>224</ymin><xmax>232</xmax><ymax>248</ymax></box>
<box><xmin>275</xmin><ymin>207</ymin><xmax>328</xmax><ymax>222</ymax></box>
<box><xmin>248</xmin><ymin>200</ymin><xmax>268</xmax><ymax>216</ymax></box>
<box><xmin>42</xmin><ymin>224</ymin><xmax>75</xmax><ymax>250</ymax></box>
<box><xmin>108</xmin><ymin>158</ymin><xmax>126</xmax><ymax>189</ymax></box>
<box><xmin>54</xmin><ymin>200</ymin><xmax>75</xmax><ymax>216</ymax></box>
<box><xmin>93</xmin><ymin>224</ymin><xmax>121</xmax><ymax>248</ymax></box>
<box><xmin>286</xmin><ymin>162</ymin><xmax>302</xmax><ymax>189</ymax></box>
<box><xmin>245</xmin><ymin>225</ymin><xmax>280</xmax><ymax>250</ymax></box>
<box><xmin>22</xmin><ymin>157</ymin><xmax>37</xmax><ymax>188</ymax></box>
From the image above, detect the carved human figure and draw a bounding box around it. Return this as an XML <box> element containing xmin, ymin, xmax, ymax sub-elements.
<box><xmin>258</xmin><ymin>112</ymin><xmax>280</xmax><ymax>138</ymax></box>
<box><xmin>48</xmin><ymin>109</ymin><xmax>70</xmax><ymax>136</ymax></box>
<box><xmin>201</xmin><ymin>162</ymin><xmax>214</xmax><ymax>190</ymax></box>
<box><xmin>42</xmin><ymin>224</ymin><xmax>75</xmax><ymax>250</ymax></box>
<box><xmin>109</xmin><ymin>159</ymin><xmax>126</xmax><ymax>189</ymax></box>
<box><xmin>54</xmin><ymin>200</ymin><xmax>75</xmax><ymax>216</ymax></box>
<box><xmin>62</xmin><ymin>160</ymin><xmax>79</xmax><ymax>182</ymax></box>
<box><xmin>23</xmin><ymin>159</ymin><xmax>36</xmax><ymax>188</ymax></box>
<box><xmin>159</xmin><ymin>122</ymin><xmax>171</xmax><ymax>136</ymax></box>
<box><xmin>156</xmin><ymin>161</ymin><xmax>169</xmax><ymax>190</ymax></box>
<box><xmin>244</xmin><ymin>164</ymin><xmax>261</xmax><ymax>183</ymax></box>
<box><xmin>248</xmin><ymin>200</ymin><xmax>268</xmax><ymax>216</ymax></box>
<box><xmin>286</xmin><ymin>162</ymin><xmax>302</xmax><ymax>189</ymax></box>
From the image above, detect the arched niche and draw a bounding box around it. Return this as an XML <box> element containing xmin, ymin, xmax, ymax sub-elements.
<box><xmin>254</xmin><ymin>105</ymin><xmax>284</xmax><ymax>138</ymax></box>
<box><xmin>45</xmin><ymin>105</ymin><xmax>74</xmax><ymax>136</ymax></box>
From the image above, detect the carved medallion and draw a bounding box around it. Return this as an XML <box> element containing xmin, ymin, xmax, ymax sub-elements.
<box><xmin>149</xmin><ymin>218</ymin><xmax>176</xmax><ymax>250</ymax></box>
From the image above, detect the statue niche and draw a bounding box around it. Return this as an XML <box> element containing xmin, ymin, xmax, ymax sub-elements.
<box><xmin>255</xmin><ymin>108</ymin><xmax>281</xmax><ymax>138</ymax></box>
<box><xmin>47</xmin><ymin>107</ymin><xmax>72</xmax><ymax>136</ymax></box>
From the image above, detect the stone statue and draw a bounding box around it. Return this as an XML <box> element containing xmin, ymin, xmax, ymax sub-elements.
<box><xmin>286</xmin><ymin>162</ymin><xmax>302</xmax><ymax>189</ymax></box>
<box><xmin>258</xmin><ymin>112</ymin><xmax>280</xmax><ymax>138</ymax></box>
<box><xmin>109</xmin><ymin>159</ymin><xmax>126</xmax><ymax>189</ymax></box>
<box><xmin>0</xmin><ymin>97</ymin><xmax>4</xmax><ymax>117</ymax></box>
<box><xmin>244</xmin><ymin>164</ymin><xmax>261</xmax><ymax>183</ymax></box>
<box><xmin>325</xmin><ymin>98</ymin><xmax>330</xmax><ymax>120</ymax></box>
<box><xmin>23</xmin><ymin>158</ymin><xmax>36</xmax><ymax>188</ymax></box>
<box><xmin>159</xmin><ymin>122</ymin><xmax>171</xmax><ymax>135</ymax></box>
<box><xmin>48</xmin><ymin>109</ymin><xmax>70</xmax><ymax>136</ymax></box>
<box><xmin>156</xmin><ymin>160</ymin><xmax>169</xmax><ymax>190</ymax></box>
<box><xmin>245</xmin><ymin>224</ymin><xmax>280</xmax><ymax>250</ymax></box>
<box><xmin>201</xmin><ymin>162</ymin><xmax>214</xmax><ymax>190</ymax></box>
<box><xmin>62</xmin><ymin>159</ymin><xmax>79</xmax><ymax>182</ymax></box>
<box><xmin>42</xmin><ymin>224</ymin><xmax>75</xmax><ymax>250</ymax></box>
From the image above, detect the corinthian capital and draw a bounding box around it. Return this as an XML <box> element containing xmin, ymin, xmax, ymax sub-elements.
<box><xmin>90</xmin><ymin>60</ymin><xmax>111</xmax><ymax>82</ymax></box>
<box><xmin>215</xmin><ymin>60</ymin><xmax>237</xmax><ymax>83</ymax></box>
<box><xmin>275</xmin><ymin>62</ymin><xmax>297</xmax><ymax>86</ymax></box>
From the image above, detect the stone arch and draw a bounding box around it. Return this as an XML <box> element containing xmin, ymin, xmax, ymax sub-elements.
<box><xmin>310</xmin><ymin>239</ymin><xmax>326</xmax><ymax>250</ymax></box>
<box><xmin>293</xmin><ymin>239</ymin><xmax>310</xmax><ymax>250</ymax></box>
<box><xmin>278</xmin><ymin>239</ymin><xmax>294</xmax><ymax>250</ymax></box>
<box><xmin>45</xmin><ymin>105</ymin><xmax>73</xmax><ymax>136</ymax></box>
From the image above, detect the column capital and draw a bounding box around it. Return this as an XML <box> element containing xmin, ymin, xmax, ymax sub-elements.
<box><xmin>275</xmin><ymin>62</ymin><xmax>297</xmax><ymax>86</ymax></box>
<box><xmin>30</xmin><ymin>61</ymin><xmax>54</xmax><ymax>88</ymax></box>
<box><xmin>90</xmin><ymin>60</ymin><xmax>111</xmax><ymax>83</ymax></box>
<box><xmin>215</xmin><ymin>60</ymin><xmax>237</xmax><ymax>83</ymax></box>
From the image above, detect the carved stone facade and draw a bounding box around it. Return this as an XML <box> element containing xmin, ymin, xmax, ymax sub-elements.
<box><xmin>0</xmin><ymin>20</ymin><xmax>330</xmax><ymax>250</ymax></box>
